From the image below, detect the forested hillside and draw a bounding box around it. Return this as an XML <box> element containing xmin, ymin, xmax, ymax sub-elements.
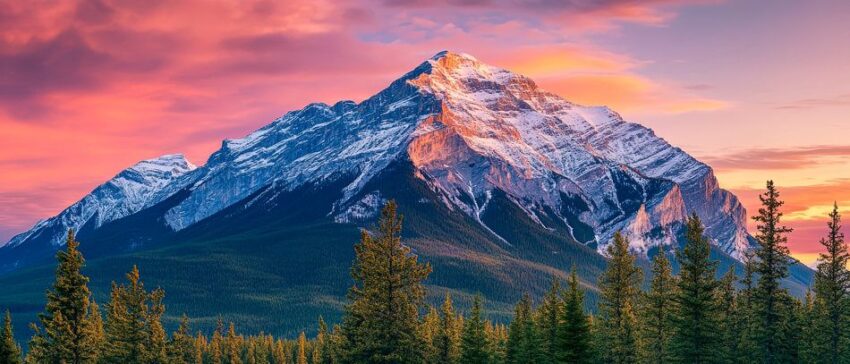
<box><xmin>1</xmin><ymin>181</ymin><xmax>845</xmax><ymax>363</ymax></box>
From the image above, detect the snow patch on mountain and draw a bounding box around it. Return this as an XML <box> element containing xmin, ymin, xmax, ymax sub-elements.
<box><xmin>4</xmin><ymin>51</ymin><xmax>753</xmax><ymax>262</ymax></box>
<box><xmin>5</xmin><ymin>154</ymin><xmax>196</xmax><ymax>248</ymax></box>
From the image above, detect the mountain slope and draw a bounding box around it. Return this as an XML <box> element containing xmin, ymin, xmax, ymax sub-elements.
<box><xmin>4</xmin><ymin>51</ymin><xmax>751</xmax><ymax>261</ymax></box>
<box><xmin>0</xmin><ymin>51</ymin><xmax>813</xmax><ymax>338</ymax></box>
<box><xmin>0</xmin><ymin>154</ymin><xmax>195</xmax><ymax>271</ymax></box>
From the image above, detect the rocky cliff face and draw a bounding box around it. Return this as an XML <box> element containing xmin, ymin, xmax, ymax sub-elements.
<box><xmin>3</xmin><ymin>51</ymin><xmax>752</xmax><ymax>264</ymax></box>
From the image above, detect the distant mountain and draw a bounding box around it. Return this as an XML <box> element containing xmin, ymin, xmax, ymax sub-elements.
<box><xmin>0</xmin><ymin>51</ymin><xmax>812</xmax><ymax>336</ymax></box>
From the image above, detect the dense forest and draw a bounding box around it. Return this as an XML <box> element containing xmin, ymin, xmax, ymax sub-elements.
<box><xmin>1</xmin><ymin>180</ymin><xmax>848</xmax><ymax>364</ymax></box>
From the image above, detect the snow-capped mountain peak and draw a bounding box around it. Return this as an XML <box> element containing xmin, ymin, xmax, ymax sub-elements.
<box><xmin>4</xmin><ymin>154</ymin><xmax>195</xmax><ymax>248</ymax></box>
<box><xmin>3</xmin><ymin>51</ymin><xmax>751</xmax><ymax>263</ymax></box>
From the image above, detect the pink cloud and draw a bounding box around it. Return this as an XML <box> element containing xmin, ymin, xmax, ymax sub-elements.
<box><xmin>0</xmin><ymin>0</ymin><xmax>727</xmax><ymax>242</ymax></box>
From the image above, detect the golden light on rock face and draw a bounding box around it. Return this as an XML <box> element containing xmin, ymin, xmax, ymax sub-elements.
<box><xmin>2</xmin><ymin>0</ymin><xmax>849</xmax><ymax>266</ymax></box>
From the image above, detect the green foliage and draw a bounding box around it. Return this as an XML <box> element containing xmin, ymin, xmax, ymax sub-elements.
<box><xmin>535</xmin><ymin>278</ymin><xmax>561</xmax><ymax>364</ymax></box>
<box><xmin>639</xmin><ymin>249</ymin><xmax>676</xmax><ymax>364</ymax></box>
<box><xmin>798</xmin><ymin>291</ymin><xmax>820</xmax><ymax>364</ymax></box>
<box><xmin>670</xmin><ymin>215</ymin><xmax>721</xmax><ymax>363</ymax></box>
<box><xmin>556</xmin><ymin>268</ymin><xmax>592</xmax><ymax>364</ymax></box>
<box><xmin>735</xmin><ymin>253</ymin><xmax>759</xmax><ymax>364</ymax></box>
<box><xmin>597</xmin><ymin>232</ymin><xmax>642</xmax><ymax>364</ymax></box>
<box><xmin>716</xmin><ymin>267</ymin><xmax>739</xmax><ymax>364</ymax></box>
<box><xmin>101</xmin><ymin>265</ymin><xmax>166</xmax><ymax>363</ymax></box>
<box><xmin>169</xmin><ymin>314</ymin><xmax>196</xmax><ymax>364</ymax></box>
<box><xmin>459</xmin><ymin>295</ymin><xmax>489</xmax><ymax>364</ymax></box>
<box><xmin>28</xmin><ymin>229</ymin><xmax>101</xmax><ymax>363</ymax></box>
<box><xmin>435</xmin><ymin>293</ymin><xmax>461</xmax><ymax>364</ymax></box>
<box><xmin>751</xmin><ymin>180</ymin><xmax>794</xmax><ymax>363</ymax></box>
<box><xmin>0</xmin><ymin>310</ymin><xmax>22</xmax><ymax>364</ymax></box>
<box><xmin>506</xmin><ymin>294</ymin><xmax>543</xmax><ymax>364</ymax></box>
<box><xmin>5</xmin><ymin>193</ymin><xmax>848</xmax><ymax>364</ymax></box>
<box><xmin>812</xmin><ymin>203</ymin><xmax>850</xmax><ymax>363</ymax></box>
<box><xmin>338</xmin><ymin>201</ymin><xmax>432</xmax><ymax>364</ymax></box>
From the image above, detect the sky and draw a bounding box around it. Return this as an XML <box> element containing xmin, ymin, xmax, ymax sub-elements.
<box><xmin>1</xmin><ymin>0</ymin><xmax>849</xmax><ymax>266</ymax></box>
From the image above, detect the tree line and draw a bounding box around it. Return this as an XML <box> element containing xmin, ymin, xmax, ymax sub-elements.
<box><xmin>1</xmin><ymin>180</ymin><xmax>848</xmax><ymax>363</ymax></box>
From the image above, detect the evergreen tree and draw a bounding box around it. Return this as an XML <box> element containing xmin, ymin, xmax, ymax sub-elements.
<box><xmin>813</xmin><ymin>203</ymin><xmax>850</xmax><ymax>364</ymax></box>
<box><xmin>315</xmin><ymin>317</ymin><xmax>334</xmax><ymax>364</ymax></box>
<box><xmin>778</xmin><ymin>296</ymin><xmax>802</xmax><ymax>363</ymax></box>
<box><xmin>101</xmin><ymin>266</ymin><xmax>151</xmax><ymax>363</ymax></box>
<box><xmin>225</xmin><ymin>322</ymin><xmax>242</xmax><ymax>364</ymax></box>
<box><xmin>716</xmin><ymin>267</ymin><xmax>739</xmax><ymax>364</ymax></box>
<box><xmin>0</xmin><ymin>310</ymin><xmax>22</xmax><ymax>364</ymax></box>
<box><xmin>460</xmin><ymin>295</ymin><xmax>489</xmax><ymax>364</ymax></box>
<box><xmin>536</xmin><ymin>278</ymin><xmax>561</xmax><ymax>364</ymax></box>
<box><xmin>421</xmin><ymin>306</ymin><xmax>440</xmax><ymax>364</ymax></box>
<box><xmin>24</xmin><ymin>323</ymin><xmax>48</xmax><ymax>364</ymax></box>
<box><xmin>339</xmin><ymin>201</ymin><xmax>432</xmax><ymax>364</ymax></box>
<box><xmin>639</xmin><ymin>249</ymin><xmax>676</xmax><ymax>364</ymax></box>
<box><xmin>598</xmin><ymin>232</ymin><xmax>642</xmax><ymax>364</ymax></box>
<box><xmin>485</xmin><ymin>322</ymin><xmax>508</xmax><ymax>364</ymax></box>
<box><xmin>798</xmin><ymin>291</ymin><xmax>819</xmax><ymax>364</ymax></box>
<box><xmin>736</xmin><ymin>252</ymin><xmax>759</xmax><ymax>364</ymax></box>
<box><xmin>169</xmin><ymin>315</ymin><xmax>196</xmax><ymax>364</ymax></box>
<box><xmin>209</xmin><ymin>319</ymin><xmax>224</xmax><ymax>364</ymax></box>
<box><xmin>670</xmin><ymin>215</ymin><xmax>721</xmax><ymax>363</ymax></box>
<box><xmin>297</xmin><ymin>332</ymin><xmax>308</xmax><ymax>364</ymax></box>
<box><xmin>436</xmin><ymin>293</ymin><xmax>460</xmax><ymax>364</ymax></box>
<box><xmin>506</xmin><ymin>294</ymin><xmax>543</xmax><ymax>364</ymax></box>
<box><xmin>556</xmin><ymin>267</ymin><xmax>591</xmax><ymax>364</ymax></box>
<box><xmin>146</xmin><ymin>288</ymin><xmax>168</xmax><ymax>363</ymax></box>
<box><xmin>751</xmin><ymin>180</ymin><xmax>793</xmax><ymax>364</ymax></box>
<box><xmin>89</xmin><ymin>300</ymin><xmax>104</xmax><ymax>359</ymax></box>
<box><xmin>28</xmin><ymin>229</ymin><xmax>101</xmax><ymax>364</ymax></box>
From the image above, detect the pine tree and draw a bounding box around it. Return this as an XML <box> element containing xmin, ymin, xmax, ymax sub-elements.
<box><xmin>24</xmin><ymin>323</ymin><xmax>48</xmax><ymax>364</ymax></box>
<box><xmin>28</xmin><ymin>229</ymin><xmax>100</xmax><ymax>364</ymax></box>
<box><xmin>460</xmin><ymin>295</ymin><xmax>489</xmax><ymax>364</ymax></box>
<box><xmin>436</xmin><ymin>293</ymin><xmax>460</xmax><ymax>364</ymax></box>
<box><xmin>421</xmin><ymin>306</ymin><xmax>440</xmax><ymax>364</ymax></box>
<box><xmin>798</xmin><ymin>291</ymin><xmax>819</xmax><ymax>363</ymax></box>
<box><xmin>598</xmin><ymin>232</ymin><xmax>642</xmax><ymax>364</ymax></box>
<box><xmin>315</xmin><ymin>317</ymin><xmax>334</xmax><ymax>364</ymax></box>
<box><xmin>536</xmin><ymin>278</ymin><xmax>561</xmax><ymax>364</ymax></box>
<box><xmin>194</xmin><ymin>332</ymin><xmax>207</xmax><ymax>364</ymax></box>
<box><xmin>639</xmin><ymin>249</ymin><xmax>676</xmax><ymax>364</ymax></box>
<box><xmin>778</xmin><ymin>295</ymin><xmax>802</xmax><ymax>363</ymax></box>
<box><xmin>813</xmin><ymin>203</ymin><xmax>850</xmax><ymax>364</ymax></box>
<box><xmin>716</xmin><ymin>267</ymin><xmax>739</xmax><ymax>364</ymax></box>
<box><xmin>339</xmin><ymin>201</ymin><xmax>432</xmax><ymax>364</ymax></box>
<box><xmin>506</xmin><ymin>294</ymin><xmax>543</xmax><ymax>364</ymax></box>
<box><xmin>751</xmin><ymin>180</ymin><xmax>793</xmax><ymax>364</ymax></box>
<box><xmin>0</xmin><ymin>310</ymin><xmax>23</xmax><ymax>364</ymax></box>
<box><xmin>102</xmin><ymin>266</ymin><xmax>151</xmax><ymax>363</ymax></box>
<box><xmin>146</xmin><ymin>288</ymin><xmax>168</xmax><ymax>363</ymax></box>
<box><xmin>556</xmin><ymin>267</ymin><xmax>591</xmax><ymax>364</ymax></box>
<box><xmin>225</xmin><ymin>322</ymin><xmax>242</xmax><ymax>364</ymax></box>
<box><xmin>169</xmin><ymin>314</ymin><xmax>196</xmax><ymax>364</ymax></box>
<box><xmin>485</xmin><ymin>322</ymin><xmax>508</xmax><ymax>364</ymax></box>
<box><xmin>736</xmin><ymin>252</ymin><xmax>759</xmax><ymax>364</ymax></box>
<box><xmin>89</xmin><ymin>300</ymin><xmax>104</xmax><ymax>359</ymax></box>
<box><xmin>209</xmin><ymin>319</ymin><xmax>224</xmax><ymax>364</ymax></box>
<box><xmin>297</xmin><ymin>332</ymin><xmax>308</xmax><ymax>364</ymax></box>
<box><xmin>671</xmin><ymin>214</ymin><xmax>721</xmax><ymax>364</ymax></box>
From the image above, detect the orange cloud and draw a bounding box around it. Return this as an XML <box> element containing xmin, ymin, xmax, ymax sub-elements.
<box><xmin>0</xmin><ymin>0</ymin><xmax>730</xmax><ymax>243</ymax></box>
<box><xmin>704</xmin><ymin>145</ymin><xmax>850</xmax><ymax>172</ymax></box>
<box><xmin>489</xmin><ymin>46</ymin><xmax>727</xmax><ymax>114</ymax></box>
<box><xmin>728</xmin><ymin>180</ymin><xmax>850</xmax><ymax>259</ymax></box>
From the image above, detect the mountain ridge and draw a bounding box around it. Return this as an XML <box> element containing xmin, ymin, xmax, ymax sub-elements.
<box><xmin>3</xmin><ymin>51</ymin><xmax>756</xmax><ymax>268</ymax></box>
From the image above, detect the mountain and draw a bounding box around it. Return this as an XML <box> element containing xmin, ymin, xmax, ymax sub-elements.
<box><xmin>0</xmin><ymin>51</ymin><xmax>812</xmax><ymax>337</ymax></box>
<box><xmin>0</xmin><ymin>154</ymin><xmax>195</xmax><ymax>269</ymax></box>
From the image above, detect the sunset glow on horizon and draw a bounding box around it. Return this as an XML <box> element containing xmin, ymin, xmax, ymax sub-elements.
<box><xmin>2</xmin><ymin>0</ymin><xmax>849</xmax><ymax>265</ymax></box>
